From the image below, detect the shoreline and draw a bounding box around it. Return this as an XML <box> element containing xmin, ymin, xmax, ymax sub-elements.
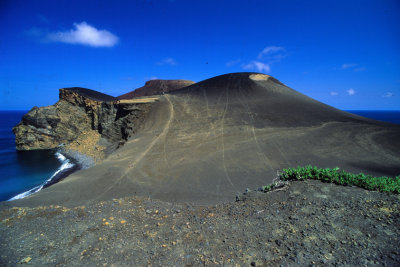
<box><xmin>7</xmin><ymin>149</ymin><xmax>95</xmax><ymax>201</ymax></box>
<box><xmin>58</xmin><ymin>148</ymin><xmax>95</xmax><ymax>170</ymax></box>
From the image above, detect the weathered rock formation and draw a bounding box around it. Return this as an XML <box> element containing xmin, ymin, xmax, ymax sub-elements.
<box><xmin>118</xmin><ymin>79</ymin><xmax>195</xmax><ymax>99</ymax></box>
<box><xmin>13</xmin><ymin>87</ymin><xmax>153</xmax><ymax>156</ymax></box>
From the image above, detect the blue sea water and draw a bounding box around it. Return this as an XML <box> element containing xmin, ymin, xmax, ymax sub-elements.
<box><xmin>0</xmin><ymin>111</ymin><xmax>75</xmax><ymax>201</ymax></box>
<box><xmin>0</xmin><ymin>110</ymin><xmax>399</xmax><ymax>202</ymax></box>
<box><xmin>347</xmin><ymin>110</ymin><xmax>400</xmax><ymax>125</ymax></box>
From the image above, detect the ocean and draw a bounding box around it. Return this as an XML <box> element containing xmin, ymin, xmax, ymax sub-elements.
<box><xmin>0</xmin><ymin>111</ymin><xmax>77</xmax><ymax>201</ymax></box>
<box><xmin>346</xmin><ymin>110</ymin><xmax>400</xmax><ymax>125</ymax></box>
<box><xmin>0</xmin><ymin>110</ymin><xmax>399</xmax><ymax>202</ymax></box>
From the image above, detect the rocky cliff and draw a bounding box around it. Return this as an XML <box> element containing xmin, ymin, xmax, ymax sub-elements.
<box><xmin>118</xmin><ymin>79</ymin><xmax>194</xmax><ymax>99</ymax></box>
<box><xmin>13</xmin><ymin>87</ymin><xmax>153</xmax><ymax>160</ymax></box>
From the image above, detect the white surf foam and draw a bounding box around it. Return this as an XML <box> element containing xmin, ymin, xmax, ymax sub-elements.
<box><xmin>8</xmin><ymin>152</ymin><xmax>75</xmax><ymax>201</ymax></box>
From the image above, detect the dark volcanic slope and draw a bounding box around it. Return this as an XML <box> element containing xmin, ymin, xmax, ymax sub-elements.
<box><xmin>172</xmin><ymin>73</ymin><xmax>362</xmax><ymax>128</ymax></box>
<box><xmin>63</xmin><ymin>87</ymin><xmax>117</xmax><ymax>102</ymax></box>
<box><xmin>118</xmin><ymin>79</ymin><xmax>195</xmax><ymax>99</ymax></box>
<box><xmin>9</xmin><ymin>73</ymin><xmax>400</xmax><ymax>207</ymax></box>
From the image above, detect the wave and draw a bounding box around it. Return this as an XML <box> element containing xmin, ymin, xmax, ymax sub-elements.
<box><xmin>8</xmin><ymin>152</ymin><xmax>76</xmax><ymax>201</ymax></box>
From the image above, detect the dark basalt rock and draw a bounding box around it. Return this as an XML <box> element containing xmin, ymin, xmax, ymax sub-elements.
<box><xmin>60</xmin><ymin>87</ymin><xmax>117</xmax><ymax>102</ymax></box>
<box><xmin>13</xmin><ymin>87</ymin><xmax>152</xmax><ymax>152</ymax></box>
<box><xmin>98</xmin><ymin>102</ymin><xmax>150</xmax><ymax>144</ymax></box>
<box><xmin>13</xmin><ymin>100</ymin><xmax>91</xmax><ymax>150</ymax></box>
<box><xmin>13</xmin><ymin>80</ymin><xmax>195</xmax><ymax>152</ymax></box>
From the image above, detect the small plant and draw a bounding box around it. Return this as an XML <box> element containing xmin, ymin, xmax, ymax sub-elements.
<box><xmin>279</xmin><ymin>165</ymin><xmax>400</xmax><ymax>194</ymax></box>
<box><xmin>260</xmin><ymin>175</ymin><xmax>288</xmax><ymax>192</ymax></box>
<box><xmin>261</xmin><ymin>184</ymin><xmax>274</xmax><ymax>192</ymax></box>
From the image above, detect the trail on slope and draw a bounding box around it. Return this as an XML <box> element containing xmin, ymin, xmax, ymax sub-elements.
<box><xmin>236</xmin><ymin>82</ymin><xmax>290</xmax><ymax>168</ymax></box>
<box><xmin>220</xmin><ymin>78</ymin><xmax>239</xmax><ymax>194</ymax></box>
<box><xmin>96</xmin><ymin>95</ymin><xmax>175</xmax><ymax>199</ymax></box>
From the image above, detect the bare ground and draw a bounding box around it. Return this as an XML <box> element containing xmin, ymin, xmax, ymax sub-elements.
<box><xmin>1</xmin><ymin>180</ymin><xmax>399</xmax><ymax>266</ymax></box>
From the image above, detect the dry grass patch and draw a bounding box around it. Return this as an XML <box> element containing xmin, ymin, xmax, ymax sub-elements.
<box><xmin>65</xmin><ymin>130</ymin><xmax>106</xmax><ymax>162</ymax></box>
<box><xmin>118</xmin><ymin>97</ymin><xmax>158</xmax><ymax>104</ymax></box>
<box><xmin>249</xmin><ymin>74</ymin><xmax>271</xmax><ymax>81</ymax></box>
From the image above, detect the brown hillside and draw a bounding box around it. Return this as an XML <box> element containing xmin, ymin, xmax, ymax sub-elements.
<box><xmin>118</xmin><ymin>79</ymin><xmax>195</xmax><ymax>99</ymax></box>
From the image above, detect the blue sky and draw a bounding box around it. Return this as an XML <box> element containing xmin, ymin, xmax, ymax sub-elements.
<box><xmin>0</xmin><ymin>0</ymin><xmax>399</xmax><ymax>110</ymax></box>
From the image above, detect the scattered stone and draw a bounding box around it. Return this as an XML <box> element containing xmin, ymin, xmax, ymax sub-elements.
<box><xmin>20</xmin><ymin>257</ymin><xmax>32</xmax><ymax>264</ymax></box>
<box><xmin>1</xmin><ymin>180</ymin><xmax>399</xmax><ymax>266</ymax></box>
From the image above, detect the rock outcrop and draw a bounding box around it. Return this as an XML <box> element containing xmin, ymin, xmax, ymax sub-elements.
<box><xmin>13</xmin><ymin>87</ymin><xmax>153</xmax><ymax>156</ymax></box>
<box><xmin>118</xmin><ymin>79</ymin><xmax>195</xmax><ymax>99</ymax></box>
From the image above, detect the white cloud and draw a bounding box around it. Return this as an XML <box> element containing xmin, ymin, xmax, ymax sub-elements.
<box><xmin>225</xmin><ymin>59</ymin><xmax>240</xmax><ymax>67</ymax></box>
<box><xmin>346</xmin><ymin>88</ymin><xmax>356</xmax><ymax>96</ymax></box>
<box><xmin>354</xmin><ymin>67</ymin><xmax>366</xmax><ymax>72</ymax></box>
<box><xmin>341</xmin><ymin>63</ymin><xmax>357</xmax><ymax>69</ymax></box>
<box><xmin>47</xmin><ymin>22</ymin><xmax>118</xmax><ymax>47</ymax></box>
<box><xmin>330</xmin><ymin>91</ymin><xmax>338</xmax><ymax>96</ymax></box>
<box><xmin>382</xmin><ymin>92</ymin><xmax>393</xmax><ymax>98</ymax></box>
<box><xmin>341</xmin><ymin>63</ymin><xmax>366</xmax><ymax>72</ymax></box>
<box><xmin>240</xmin><ymin>45</ymin><xmax>286</xmax><ymax>73</ymax></box>
<box><xmin>243</xmin><ymin>61</ymin><xmax>271</xmax><ymax>73</ymax></box>
<box><xmin>258</xmin><ymin>46</ymin><xmax>286</xmax><ymax>60</ymax></box>
<box><xmin>157</xmin><ymin>57</ymin><xmax>176</xmax><ymax>66</ymax></box>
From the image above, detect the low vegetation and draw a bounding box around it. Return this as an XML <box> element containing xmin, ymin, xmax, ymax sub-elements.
<box><xmin>260</xmin><ymin>177</ymin><xmax>288</xmax><ymax>192</ymax></box>
<box><xmin>276</xmin><ymin>165</ymin><xmax>400</xmax><ymax>194</ymax></box>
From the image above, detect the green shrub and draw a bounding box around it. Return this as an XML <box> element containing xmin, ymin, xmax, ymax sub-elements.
<box><xmin>260</xmin><ymin>177</ymin><xmax>288</xmax><ymax>192</ymax></box>
<box><xmin>279</xmin><ymin>165</ymin><xmax>400</xmax><ymax>194</ymax></box>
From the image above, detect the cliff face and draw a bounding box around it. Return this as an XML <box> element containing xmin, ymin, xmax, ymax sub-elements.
<box><xmin>118</xmin><ymin>79</ymin><xmax>194</xmax><ymax>99</ymax></box>
<box><xmin>13</xmin><ymin>88</ymin><xmax>152</xmax><ymax>156</ymax></box>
